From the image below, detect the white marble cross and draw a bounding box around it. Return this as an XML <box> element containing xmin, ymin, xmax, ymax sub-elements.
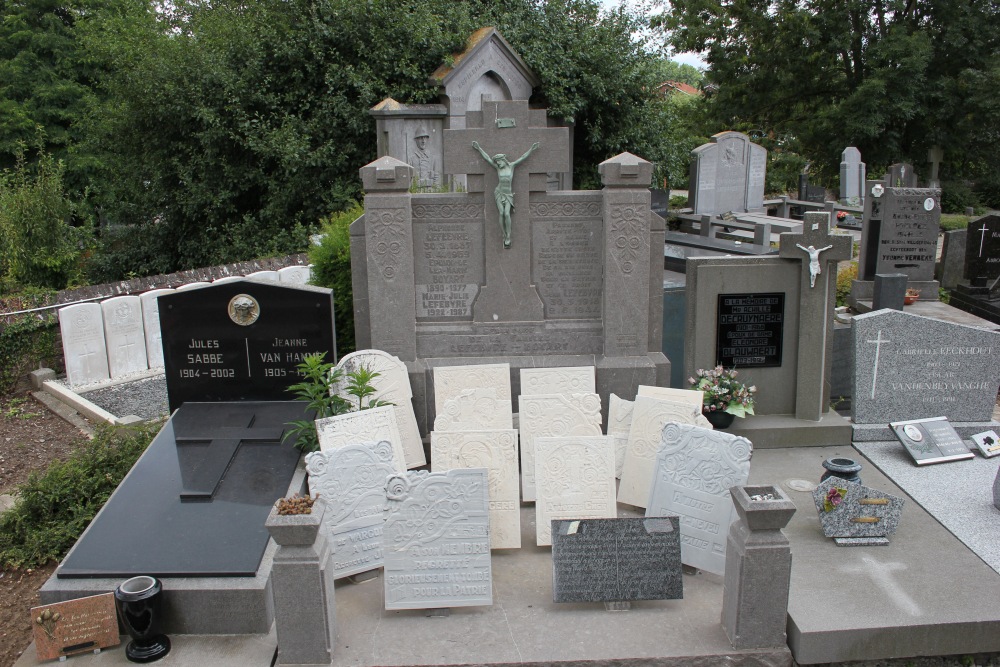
<box><xmin>866</xmin><ymin>330</ymin><xmax>890</xmax><ymax>400</ymax></box>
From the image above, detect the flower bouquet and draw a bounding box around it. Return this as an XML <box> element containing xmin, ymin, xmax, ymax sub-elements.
<box><xmin>689</xmin><ymin>365</ymin><xmax>757</xmax><ymax>418</ymax></box>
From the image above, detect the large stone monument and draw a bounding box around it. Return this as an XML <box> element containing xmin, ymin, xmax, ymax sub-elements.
<box><xmin>688</xmin><ymin>131</ymin><xmax>767</xmax><ymax>217</ymax></box>
<box><xmin>839</xmin><ymin>147</ymin><xmax>865</xmax><ymax>205</ymax></box>
<box><xmin>352</xmin><ymin>99</ymin><xmax>668</xmax><ymax>433</ymax></box>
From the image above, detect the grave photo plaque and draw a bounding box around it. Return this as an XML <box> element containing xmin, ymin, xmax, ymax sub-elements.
<box><xmin>715</xmin><ymin>293</ymin><xmax>784</xmax><ymax>368</ymax></box>
<box><xmin>889</xmin><ymin>416</ymin><xmax>975</xmax><ymax>465</ymax></box>
<box><xmin>551</xmin><ymin>517</ymin><xmax>682</xmax><ymax>603</ymax></box>
<box><xmin>159</xmin><ymin>281</ymin><xmax>336</xmax><ymax>412</ymax></box>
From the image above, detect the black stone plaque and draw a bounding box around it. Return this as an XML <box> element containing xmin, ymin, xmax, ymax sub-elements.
<box><xmin>159</xmin><ymin>280</ymin><xmax>335</xmax><ymax>412</ymax></box>
<box><xmin>57</xmin><ymin>402</ymin><xmax>307</xmax><ymax>578</ymax></box>
<box><xmin>551</xmin><ymin>517</ymin><xmax>682</xmax><ymax>603</ymax></box>
<box><xmin>716</xmin><ymin>292</ymin><xmax>785</xmax><ymax>368</ymax></box>
<box><xmin>965</xmin><ymin>214</ymin><xmax>1000</xmax><ymax>282</ymax></box>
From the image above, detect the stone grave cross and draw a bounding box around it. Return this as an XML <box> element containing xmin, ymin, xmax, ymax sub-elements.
<box><xmin>779</xmin><ymin>212</ymin><xmax>853</xmax><ymax>420</ymax></box>
<box><xmin>172</xmin><ymin>409</ymin><xmax>286</xmax><ymax>499</ymax></box>
<box><xmin>444</xmin><ymin>100</ymin><xmax>569</xmax><ymax>322</ymax></box>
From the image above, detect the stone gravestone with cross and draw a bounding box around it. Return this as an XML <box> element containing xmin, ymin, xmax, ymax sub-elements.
<box><xmin>950</xmin><ymin>215</ymin><xmax>1000</xmax><ymax>324</ymax></box>
<box><xmin>684</xmin><ymin>211</ymin><xmax>854</xmax><ymax>446</ymax></box>
<box><xmin>352</xmin><ymin>99</ymin><xmax>668</xmax><ymax>432</ymax></box>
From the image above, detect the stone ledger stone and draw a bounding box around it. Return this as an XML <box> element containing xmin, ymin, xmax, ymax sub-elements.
<box><xmin>383</xmin><ymin>469</ymin><xmax>492</xmax><ymax>609</ymax></box>
<box><xmin>140</xmin><ymin>289</ymin><xmax>173</xmax><ymax>370</ymax></box>
<box><xmin>101</xmin><ymin>295</ymin><xmax>148</xmax><ymax>378</ymax></box>
<box><xmin>58</xmin><ymin>303</ymin><xmax>110</xmax><ymax>386</ymax></box>
<box><xmin>305</xmin><ymin>441</ymin><xmax>396</xmax><ymax>579</ymax></box>
<box><xmin>617</xmin><ymin>397</ymin><xmax>710</xmax><ymax>509</ymax></box>
<box><xmin>316</xmin><ymin>406</ymin><xmax>407</xmax><ymax>473</ymax></box>
<box><xmin>534</xmin><ymin>435</ymin><xmax>616</xmax><ymax>546</ymax></box>
<box><xmin>551</xmin><ymin>517</ymin><xmax>682</xmax><ymax>603</ymax></box>
<box><xmin>646</xmin><ymin>422</ymin><xmax>753</xmax><ymax>576</ymax></box>
<box><xmin>852</xmin><ymin>309</ymin><xmax>1000</xmax><ymax>424</ymax></box>
<box><xmin>518</xmin><ymin>393</ymin><xmax>603</xmax><ymax>502</ymax></box>
<box><xmin>332</xmin><ymin>349</ymin><xmax>425</xmax><ymax>468</ymax></box>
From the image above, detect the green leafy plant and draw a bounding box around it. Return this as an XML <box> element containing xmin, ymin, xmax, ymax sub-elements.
<box><xmin>689</xmin><ymin>366</ymin><xmax>757</xmax><ymax>418</ymax></box>
<box><xmin>283</xmin><ymin>353</ymin><xmax>392</xmax><ymax>452</ymax></box>
<box><xmin>308</xmin><ymin>204</ymin><xmax>362</xmax><ymax>356</ymax></box>
<box><xmin>0</xmin><ymin>421</ymin><xmax>158</xmax><ymax>568</ymax></box>
<box><xmin>0</xmin><ymin>313</ymin><xmax>59</xmax><ymax>396</ymax></box>
<box><xmin>836</xmin><ymin>261</ymin><xmax>858</xmax><ymax>308</ymax></box>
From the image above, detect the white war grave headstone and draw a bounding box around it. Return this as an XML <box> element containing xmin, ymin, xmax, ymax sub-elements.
<box><xmin>58</xmin><ymin>303</ymin><xmax>110</xmax><ymax>386</ymax></box>
<box><xmin>101</xmin><ymin>295</ymin><xmax>148</xmax><ymax>379</ymax></box>
<box><xmin>140</xmin><ymin>289</ymin><xmax>173</xmax><ymax>370</ymax></box>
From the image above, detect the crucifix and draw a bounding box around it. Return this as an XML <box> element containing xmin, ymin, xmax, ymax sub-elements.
<box><xmin>173</xmin><ymin>410</ymin><xmax>286</xmax><ymax>500</ymax></box>
<box><xmin>444</xmin><ymin>100</ymin><xmax>569</xmax><ymax>322</ymax></box>
<box><xmin>779</xmin><ymin>212</ymin><xmax>853</xmax><ymax>420</ymax></box>
<box><xmin>866</xmin><ymin>330</ymin><xmax>890</xmax><ymax>400</ymax></box>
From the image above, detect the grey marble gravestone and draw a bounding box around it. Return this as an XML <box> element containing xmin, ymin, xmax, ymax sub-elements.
<box><xmin>688</xmin><ymin>131</ymin><xmax>767</xmax><ymax>217</ymax></box>
<box><xmin>840</xmin><ymin>147</ymin><xmax>866</xmax><ymax>205</ymax></box>
<box><xmin>937</xmin><ymin>227</ymin><xmax>967</xmax><ymax>290</ymax></box>
<box><xmin>646</xmin><ymin>422</ymin><xmax>752</xmax><ymax>576</ymax></box>
<box><xmin>353</xmin><ymin>98</ymin><xmax>668</xmax><ymax>435</ymax></box>
<box><xmin>550</xmin><ymin>517</ymin><xmax>682</xmax><ymax>603</ymax></box>
<box><xmin>305</xmin><ymin>441</ymin><xmax>396</xmax><ymax>579</ymax></box>
<box><xmin>811</xmin><ymin>478</ymin><xmax>903</xmax><ymax>546</ymax></box>
<box><xmin>382</xmin><ymin>468</ymin><xmax>492</xmax><ymax>610</ymax></box>
<box><xmin>852</xmin><ymin>309</ymin><xmax>1000</xmax><ymax>424</ymax></box>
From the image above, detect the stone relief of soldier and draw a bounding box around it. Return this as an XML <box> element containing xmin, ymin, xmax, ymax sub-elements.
<box><xmin>408</xmin><ymin>127</ymin><xmax>440</xmax><ymax>191</ymax></box>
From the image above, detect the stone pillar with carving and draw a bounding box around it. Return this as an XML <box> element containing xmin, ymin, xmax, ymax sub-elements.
<box><xmin>722</xmin><ymin>485</ymin><xmax>796</xmax><ymax>649</ymax></box>
<box><xmin>359</xmin><ymin>157</ymin><xmax>417</xmax><ymax>361</ymax></box>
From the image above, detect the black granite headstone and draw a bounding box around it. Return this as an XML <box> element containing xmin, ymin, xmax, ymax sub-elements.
<box><xmin>551</xmin><ymin>517</ymin><xmax>682</xmax><ymax>603</ymax></box>
<box><xmin>964</xmin><ymin>215</ymin><xmax>1000</xmax><ymax>282</ymax></box>
<box><xmin>715</xmin><ymin>292</ymin><xmax>785</xmax><ymax>368</ymax></box>
<box><xmin>159</xmin><ymin>280</ymin><xmax>335</xmax><ymax>412</ymax></box>
<box><xmin>57</xmin><ymin>401</ymin><xmax>307</xmax><ymax>578</ymax></box>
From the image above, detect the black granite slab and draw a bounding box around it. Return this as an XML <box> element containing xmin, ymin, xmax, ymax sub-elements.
<box><xmin>57</xmin><ymin>402</ymin><xmax>307</xmax><ymax>578</ymax></box>
<box><xmin>551</xmin><ymin>517</ymin><xmax>682</xmax><ymax>603</ymax></box>
<box><xmin>716</xmin><ymin>292</ymin><xmax>785</xmax><ymax>368</ymax></box>
<box><xmin>158</xmin><ymin>280</ymin><xmax>335</xmax><ymax>412</ymax></box>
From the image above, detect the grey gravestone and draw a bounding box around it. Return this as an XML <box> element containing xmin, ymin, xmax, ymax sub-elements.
<box><xmin>852</xmin><ymin>309</ymin><xmax>1000</xmax><ymax>424</ymax></box>
<box><xmin>689</xmin><ymin>131</ymin><xmax>767</xmax><ymax>216</ymax></box>
<box><xmin>382</xmin><ymin>468</ymin><xmax>492</xmax><ymax>610</ymax></box>
<box><xmin>550</xmin><ymin>517</ymin><xmax>682</xmax><ymax>603</ymax></box>
<box><xmin>159</xmin><ymin>280</ymin><xmax>336</xmax><ymax>412</ymax></box>
<box><xmin>305</xmin><ymin>441</ymin><xmax>396</xmax><ymax>579</ymax></box>
<box><xmin>884</xmin><ymin>163</ymin><xmax>918</xmax><ymax>187</ymax></box>
<box><xmin>798</xmin><ymin>175</ymin><xmax>826</xmax><ymax>204</ymax></box>
<box><xmin>56</xmin><ymin>401</ymin><xmax>307</xmax><ymax>577</ymax></box>
<box><xmin>872</xmin><ymin>273</ymin><xmax>907</xmax><ymax>311</ymax></box>
<box><xmin>811</xmin><ymin>478</ymin><xmax>903</xmax><ymax>545</ymax></box>
<box><xmin>937</xmin><ymin>227</ymin><xmax>967</xmax><ymax>290</ymax></box>
<box><xmin>840</xmin><ymin>147</ymin><xmax>865</xmax><ymax>205</ymax></box>
<box><xmin>860</xmin><ymin>186</ymin><xmax>940</xmax><ymax>282</ymax></box>
<box><xmin>965</xmin><ymin>215</ymin><xmax>1000</xmax><ymax>282</ymax></box>
<box><xmin>646</xmin><ymin>422</ymin><xmax>753</xmax><ymax>575</ymax></box>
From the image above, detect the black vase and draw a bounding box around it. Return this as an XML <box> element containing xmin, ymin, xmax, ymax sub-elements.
<box><xmin>114</xmin><ymin>576</ymin><xmax>170</xmax><ymax>663</ymax></box>
<box><xmin>703</xmin><ymin>410</ymin><xmax>736</xmax><ymax>429</ymax></box>
<box><xmin>820</xmin><ymin>457</ymin><xmax>863</xmax><ymax>485</ymax></box>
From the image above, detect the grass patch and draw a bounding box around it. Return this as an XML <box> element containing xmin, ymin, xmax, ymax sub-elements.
<box><xmin>0</xmin><ymin>421</ymin><xmax>158</xmax><ymax>568</ymax></box>
<box><xmin>940</xmin><ymin>214</ymin><xmax>970</xmax><ymax>231</ymax></box>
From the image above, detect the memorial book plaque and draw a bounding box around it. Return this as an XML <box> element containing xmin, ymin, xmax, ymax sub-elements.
<box><xmin>971</xmin><ymin>430</ymin><xmax>1000</xmax><ymax>458</ymax></box>
<box><xmin>889</xmin><ymin>416</ymin><xmax>975</xmax><ymax>465</ymax></box>
<box><xmin>159</xmin><ymin>281</ymin><xmax>336</xmax><ymax>411</ymax></box>
<box><xmin>715</xmin><ymin>293</ymin><xmax>785</xmax><ymax>368</ymax></box>
<box><xmin>31</xmin><ymin>593</ymin><xmax>120</xmax><ymax>661</ymax></box>
<box><xmin>383</xmin><ymin>469</ymin><xmax>492</xmax><ymax>610</ymax></box>
<box><xmin>551</xmin><ymin>517</ymin><xmax>682</xmax><ymax>603</ymax></box>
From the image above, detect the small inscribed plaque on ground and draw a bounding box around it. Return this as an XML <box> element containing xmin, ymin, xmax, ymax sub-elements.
<box><xmin>31</xmin><ymin>593</ymin><xmax>120</xmax><ymax>661</ymax></box>
<box><xmin>551</xmin><ymin>517</ymin><xmax>682</xmax><ymax>603</ymax></box>
<box><xmin>889</xmin><ymin>416</ymin><xmax>975</xmax><ymax>465</ymax></box>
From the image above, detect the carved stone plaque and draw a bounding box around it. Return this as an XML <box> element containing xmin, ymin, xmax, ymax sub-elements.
<box><xmin>518</xmin><ymin>393</ymin><xmax>602</xmax><ymax>502</ymax></box>
<box><xmin>534</xmin><ymin>435</ymin><xmax>616</xmax><ymax>546</ymax></box>
<box><xmin>519</xmin><ymin>366</ymin><xmax>596</xmax><ymax>396</ymax></box>
<box><xmin>433</xmin><ymin>363</ymin><xmax>512</xmax><ymax>428</ymax></box>
<box><xmin>315</xmin><ymin>406</ymin><xmax>406</xmax><ymax>472</ymax></box>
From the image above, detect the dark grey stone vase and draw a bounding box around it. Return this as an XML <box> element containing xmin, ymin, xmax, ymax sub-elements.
<box><xmin>820</xmin><ymin>457</ymin><xmax>862</xmax><ymax>485</ymax></box>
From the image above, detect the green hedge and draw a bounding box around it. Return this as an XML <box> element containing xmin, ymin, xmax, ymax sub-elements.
<box><xmin>309</xmin><ymin>204</ymin><xmax>363</xmax><ymax>356</ymax></box>
<box><xmin>0</xmin><ymin>313</ymin><xmax>60</xmax><ymax>396</ymax></box>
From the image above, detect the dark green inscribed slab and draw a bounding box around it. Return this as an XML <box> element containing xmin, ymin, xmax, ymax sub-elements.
<box><xmin>57</xmin><ymin>402</ymin><xmax>306</xmax><ymax>578</ymax></box>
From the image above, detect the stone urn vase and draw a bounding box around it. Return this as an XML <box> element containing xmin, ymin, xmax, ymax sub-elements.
<box><xmin>114</xmin><ymin>575</ymin><xmax>170</xmax><ymax>663</ymax></box>
<box><xmin>820</xmin><ymin>457</ymin><xmax>862</xmax><ymax>485</ymax></box>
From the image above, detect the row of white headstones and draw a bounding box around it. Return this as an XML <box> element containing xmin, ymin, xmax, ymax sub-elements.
<box><xmin>57</xmin><ymin>266</ymin><xmax>313</xmax><ymax>387</ymax></box>
<box><xmin>307</xmin><ymin>357</ymin><xmax>753</xmax><ymax>579</ymax></box>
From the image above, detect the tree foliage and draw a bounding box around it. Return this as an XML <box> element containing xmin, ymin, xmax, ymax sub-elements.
<box><xmin>656</xmin><ymin>0</ymin><xmax>1000</xmax><ymax>188</ymax></box>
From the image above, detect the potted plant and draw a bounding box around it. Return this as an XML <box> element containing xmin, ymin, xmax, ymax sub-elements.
<box><xmin>904</xmin><ymin>288</ymin><xmax>920</xmax><ymax>305</ymax></box>
<box><xmin>265</xmin><ymin>494</ymin><xmax>323</xmax><ymax>546</ymax></box>
<box><xmin>689</xmin><ymin>366</ymin><xmax>756</xmax><ymax>429</ymax></box>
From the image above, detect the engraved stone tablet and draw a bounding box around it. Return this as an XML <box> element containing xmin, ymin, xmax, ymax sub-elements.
<box><xmin>519</xmin><ymin>393</ymin><xmax>603</xmax><ymax>502</ymax></box>
<box><xmin>101</xmin><ymin>295</ymin><xmax>148</xmax><ymax>378</ymax></box>
<box><xmin>618</xmin><ymin>398</ymin><xmax>712</xmax><ymax>508</ymax></box>
<box><xmin>607</xmin><ymin>393</ymin><xmax>634</xmax><ymax>478</ymax></box>
<box><xmin>534</xmin><ymin>435</ymin><xmax>616</xmax><ymax>546</ymax></box>
<box><xmin>277</xmin><ymin>265</ymin><xmax>312</xmax><ymax>284</ymax></box>
<box><xmin>58</xmin><ymin>303</ymin><xmax>110</xmax><ymax>386</ymax></box>
<box><xmin>646</xmin><ymin>422</ymin><xmax>752</xmax><ymax>575</ymax></box>
<box><xmin>520</xmin><ymin>366</ymin><xmax>596</xmax><ymax>396</ymax></box>
<box><xmin>636</xmin><ymin>385</ymin><xmax>703</xmax><ymax>409</ymax></box>
<box><xmin>431</xmin><ymin>430</ymin><xmax>520</xmax><ymax>548</ymax></box>
<box><xmin>331</xmin><ymin>349</ymin><xmax>425</xmax><ymax>468</ymax></box>
<box><xmin>140</xmin><ymin>288</ymin><xmax>173</xmax><ymax>369</ymax></box>
<box><xmin>812</xmin><ymin>478</ymin><xmax>904</xmax><ymax>546</ymax></box>
<box><xmin>434</xmin><ymin>388</ymin><xmax>510</xmax><ymax>431</ymax></box>
<box><xmin>551</xmin><ymin>517</ymin><xmax>682</xmax><ymax>603</ymax></box>
<box><xmin>383</xmin><ymin>469</ymin><xmax>492</xmax><ymax>610</ymax></box>
<box><xmin>31</xmin><ymin>593</ymin><xmax>120</xmax><ymax>661</ymax></box>
<box><xmin>316</xmin><ymin>406</ymin><xmax>406</xmax><ymax>472</ymax></box>
<box><xmin>433</xmin><ymin>363</ymin><xmax>512</xmax><ymax>428</ymax></box>
<box><xmin>306</xmin><ymin>441</ymin><xmax>396</xmax><ymax>578</ymax></box>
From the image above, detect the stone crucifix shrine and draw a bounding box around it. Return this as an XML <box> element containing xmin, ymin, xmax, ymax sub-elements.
<box><xmin>351</xmin><ymin>99</ymin><xmax>668</xmax><ymax>433</ymax></box>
